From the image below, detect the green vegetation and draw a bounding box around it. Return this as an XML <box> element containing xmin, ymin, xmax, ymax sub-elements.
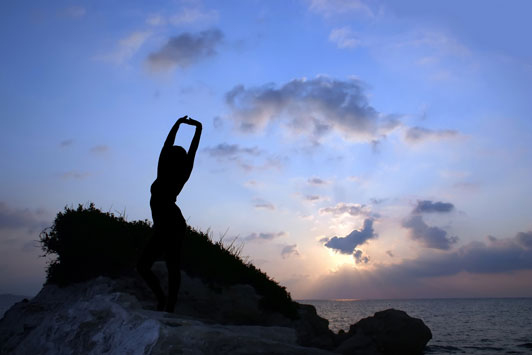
<box><xmin>39</xmin><ymin>203</ymin><xmax>298</xmax><ymax>318</ymax></box>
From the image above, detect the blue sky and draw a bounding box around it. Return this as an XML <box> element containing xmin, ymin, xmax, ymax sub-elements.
<box><xmin>1</xmin><ymin>0</ymin><xmax>532</xmax><ymax>298</ymax></box>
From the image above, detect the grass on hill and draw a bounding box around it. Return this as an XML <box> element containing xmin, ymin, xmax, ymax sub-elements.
<box><xmin>39</xmin><ymin>203</ymin><xmax>298</xmax><ymax>318</ymax></box>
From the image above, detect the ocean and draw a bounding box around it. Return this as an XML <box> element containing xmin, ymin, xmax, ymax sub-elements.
<box><xmin>302</xmin><ymin>298</ymin><xmax>532</xmax><ymax>354</ymax></box>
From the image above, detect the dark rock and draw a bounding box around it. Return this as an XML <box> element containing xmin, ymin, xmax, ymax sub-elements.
<box><xmin>336</xmin><ymin>308</ymin><xmax>432</xmax><ymax>355</ymax></box>
<box><xmin>292</xmin><ymin>304</ymin><xmax>336</xmax><ymax>349</ymax></box>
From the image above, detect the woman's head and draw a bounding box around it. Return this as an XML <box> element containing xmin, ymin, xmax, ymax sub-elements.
<box><xmin>170</xmin><ymin>145</ymin><xmax>187</xmax><ymax>164</ymax></box>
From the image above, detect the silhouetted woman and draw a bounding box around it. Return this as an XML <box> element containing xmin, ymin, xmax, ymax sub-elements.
<box><xmin>137</xmin><ymin>115</ymin><xmax>202</xmax><ymax>312</ymax></box>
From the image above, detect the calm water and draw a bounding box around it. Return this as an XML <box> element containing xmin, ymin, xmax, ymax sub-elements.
<box><xmin>302</xmin><ymin>298</ymin><xmax>532</xmax><ymax>354</ymax></box>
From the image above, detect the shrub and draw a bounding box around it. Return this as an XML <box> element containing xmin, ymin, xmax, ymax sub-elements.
<box><xmin>40</xmin><ymin>203</ymin><xmax>298</xmax><ymax>318</ymax></box>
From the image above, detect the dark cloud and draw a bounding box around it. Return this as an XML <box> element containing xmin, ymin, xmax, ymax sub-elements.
<box><xmin>516</xmin><ymin>231</ymin><xmax>532</xmax><ymax>249</ymax></box>
<box><xmin>404</xmin><ymin>126</ymin><xmax>458</xmax><ymax>143</ymax></box>
<box><xmin>0</xmin><ymin>202</ymin><xmax>48</xmax><ymax>232</ymax></box>
<box><xmin>147</xmin><ymin>29</ymin><xmax>223</xmax><ymax>71</ymax></box>
<box><xmin>311</xmin><ymin>232</ymin><xmax>532</xmax><ymax>299</ymax></box>
<box><xmin>413</xmin><ymin>200</ymin><xmax>454</xmax><ymax>214</ymax></box>
<box><xmin>225</xmin><ymin>76</ymin><xmax>399</xmax><ymax>142</ymax></box>
<box><xmin>353</xmin><ymin>249</ymin><xmax>370</xmax><ymax>264</ymax></box>
<box><xmin>320</xmin><ymin>202</ymin><xmax>371</xmax><ymax>217</ymax></box>
<box><xmin>281</xmin><ymin>244</ymin><xmax>300</xmax><ymax>258</ymax></box>
<box><xmin>245</xmin><ymin>231</ymin><xmax>285</xmax><ymax>242</ymax></box>
<box><xmin>324</xmin><ymin>219</ymin><xmax>376</xmax><ymax>254</ymax></box>
<box><xmin>308</xmin><ymin>177</ymin><xmax>328</xmax><ymax>185</ymax></box>
<box><xmin>402</xmin><ymin>215</ymin><xmax>458</xmax><ymax>250</ymax></box>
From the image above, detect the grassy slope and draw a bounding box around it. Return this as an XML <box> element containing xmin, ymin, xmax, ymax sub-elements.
<box><xmin>39</xmin><ymin>204</ymin><xmax>298</xmax><ymax>318</ymax></box>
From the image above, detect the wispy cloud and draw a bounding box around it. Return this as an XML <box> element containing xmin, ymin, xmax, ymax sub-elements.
<box><xmin>320</xmin><ymin>202</ymin><xmax>372</xmax><ymax>217</ymax></box>
<box><xmin>95</xmin><ymin>31</ymin><xmax>152</xmax><ymax>65</ymax></box>
<box><xmin>204</xmin><ymin>143</ymin><xmax>260</xmax><ymax>158</ymax></box>
<box><xmin>146</xmin><ymin>4</ymin><xmax>218</xmax><ymax>26</ymax></box>
<box><xmin>308</xmin><ymin>177</ymin><xmax>328</xmax><ymax>185</ymax></box>
<box><xmin>59</xmin><ymin>139</ymin><xmax>74</xmax><ymax>148</ymax></box>
<box><xmin>245</xmin><ymin>231</ymin><xmax>286</xmax><ymax>242</ymax></box>
<box><xmin>281</xmin><ymin>244</ymin><xmax>300</xmax><ymax>258</ymax></box>
<box><xmin>308</xmin><ymin>0</ymin><xmax>374</xmax><ymax>18</ymax></box>
<box><xmin>204</xmin><ymin>143</ymin><xmax>283</xmax><ymax>172</ymax></box>
<box><xmin>253</xmin><ymin>198</ymin><xmax>275</xmax><ymax>210</ymax></box>
<box><xmin>90</xmin><ymin>144</ymin><xmax>110</xmax><ymax>155</ymax></box>
<box><xmin>146</xmin><ymin>29</ymin><xmax>223</xmax><ymax>72</ymax></box>
<box><xmin>404</xmin><ymin>126</ymin><xmax>458</xmax><ymax>144</ymax></box>
<box><xmin>329</xmin><ymin>27</ymin><xmax>360</xmax><ymax>49</ymax></box>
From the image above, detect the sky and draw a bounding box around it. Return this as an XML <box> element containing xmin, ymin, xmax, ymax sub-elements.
<box><xmin>1</xmin><ymin>0</ymin><xmax>532</xmax><ymax>299</ymax></box>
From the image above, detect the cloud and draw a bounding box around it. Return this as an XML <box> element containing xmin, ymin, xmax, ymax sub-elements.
<box><xmin>169</xmin><ymin>7</ymin><xmax>218</xmax><ymax>25</ymax></box>
<box><xmin>320</xmin><ymin>202</ymin><xmax>371</xmax><ymax>217</ymax></box>
<box><xmin>311</xmin><ymin>232</ymin><xmax>532</xmax><ymax>299</ymax></box>
<box><xmin>402</xmin><ymin>215</ymin><xmax>458</xmax><ymax>250</ymax></box>
<box><xmin>304</xmin><ymin>195</ymin><xmax>321</xmax><ymax>201</ymax></box>
<box><xmin>413</xmin><ymin>200</ymin><xmax>454</xmax><ymax>214</ymax></box>
<box><xmin>90</xmin><ymin>145</ymin><xmax>109</xmax><ymax>154</ymax></box>
<box><xmin>253</xmin><ymin>198</ymin><xmax>275</xmax><ymax>210</ymax></box>
<box><xmin>281</xmin><ymin>244</ymin><xmax>300</xmax><ymax>258</ymax></box>
<box><xmin>0</xmin><ymin>202</ymin><xmax>48</xmax><ymax>232</ymax></box>
<box><xmin>146</xmin><ymin>29</ymin><xmax>223</xmax><ymax>71</ymax></box>
<box><xmin>329</xmin><ymin>27</ymin><xmax>360</xmax><ymax>49</ymax></box>
<box><xmin>245</xmin><ymin>231</ymin><xmax>286</xmax><ymax>242</ymax></box>
<box><xmin>147</xmin><ymin>6</ymin><xmax>218</xmax><ymax>26</ymax></box>
<box><xmin>324</xmin><ymin>219</ymin><xmax>376</xmax><ymax>254</ymax></box>
<box><xmin>225</xmin><ymin>76</ymin><xmax>399</xmax><ymax>142</ymax></box>
<box><xmin>353</xmin><ymin>249</ymin><xmax>370</xmax><ymax>264</ymax></box>
<box><xmin>308</xmin><ymin>177</ymin><xmax>328</xmax><ymax>185</ymax></box>
<box><xmin>404</xmin><ymin>126</ymin><xmax>458</xmax><ymax>143</ymax></box>
<box><xmin>96</xmin><ymin>31</ymin><xmax>152</xmax><ymax>65</ymax></box>
<box><xmin>308</xmin><ymin>0</ymin><xmax>374</xmax><ymax>18</ymax></box>
<box><xmin>516</xmin><ymin>231</ymin><xmax>532</xmax><ymax>249</ymax></box>
<box><xmin>204</xmin><ymin>143</ymin><xmax>260</xmax><ymax>158</ymax></box>
<box><xmin>204</xmin><ymin>143</ymin><xmax>283</xmax><ymax>172</ymax></box>
<box><xmin>60</xmin><ymin>139</ymin><xmax>73</xmax><ymax>147</ymax></box>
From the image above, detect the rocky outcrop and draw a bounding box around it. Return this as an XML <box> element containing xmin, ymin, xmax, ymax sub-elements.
<box><xmin>0</xmin><ymin>276</ymin><xmax>333</xmax><ymax>355</ymax></box>
<box><xmin>335</xmin><ymin>309</ymin><xmax>432</xmax><ymax>355</ymax></box>
<box><xmin>0</xmin><ymin>267</ymin><xmax>432</xmax><ymax>355</ymax></box>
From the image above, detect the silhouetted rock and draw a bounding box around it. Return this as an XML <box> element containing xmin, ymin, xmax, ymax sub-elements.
<box><xmin>335</xmin><ymin>309</ymin><xmax>432</xmax><ymax>355</ymax></box>
<box><xmin>0</xmin><ymin>270</ymin><xmax>431</xmax><ymax>354</ymax></box>
<box><xmin>0</xmin><ymin>275</ymin><xmax>334</xmax><ymax>355</ymax></box>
